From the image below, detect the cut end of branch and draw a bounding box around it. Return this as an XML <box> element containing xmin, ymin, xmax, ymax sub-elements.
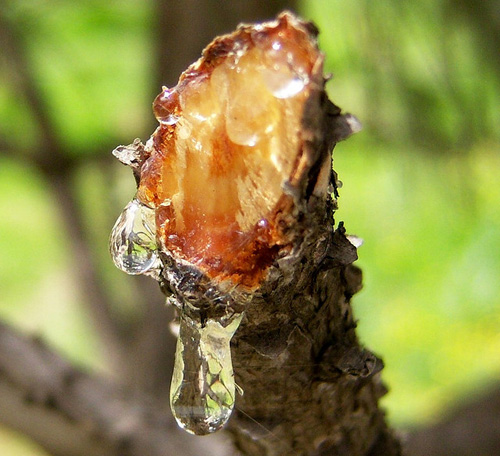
<box><xmin>133</xmin><ymin>12</ymin><xmax>334</xmax><ymax>288</ymax></box>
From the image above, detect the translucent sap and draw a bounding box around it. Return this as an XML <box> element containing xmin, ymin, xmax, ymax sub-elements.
<box><xmin>109</xmin><ymin>198</ymin><xmax>159</xmax><ymax>275</ymax></box>
<box><xmin>170</xmin><ymin>312</ymin><xmax>244</xmax><ymax>435</ymax></box>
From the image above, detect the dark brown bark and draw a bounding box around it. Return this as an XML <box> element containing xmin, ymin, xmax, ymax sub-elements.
<box><xmin>162</xmin><ymin>110</ymin><xmax>400</xmax><ymax>456</ymax></box>
<box><xmin>227</xmin><ymin>222</ymin><xmax>396</xmax><ymax>456</ymax></box>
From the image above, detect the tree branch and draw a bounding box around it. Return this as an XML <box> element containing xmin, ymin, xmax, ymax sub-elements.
<box><xmin>0</xmin><ymin>11</ymin><xmax>63</xmax><ymax>165</ymax></box>
<box><xmin>134</xmin><ymin>12</ymin><xmax>401</xmax><ymax>455</ymax></box>
<box><xmin>405</xmin><ymin>385</ymin><xmax>500</xmax><ymax>456</ymax></box>
<box><xmin>0</xmin><ymin>320</ymin><xmax>232</xmax><ymax>456</ymax></box>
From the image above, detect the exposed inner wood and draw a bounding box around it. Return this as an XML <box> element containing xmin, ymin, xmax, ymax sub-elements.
<box><xmin>136</xmin><ymin>14</ymin><xmax>323</xmax><ymax>287</ymax></box>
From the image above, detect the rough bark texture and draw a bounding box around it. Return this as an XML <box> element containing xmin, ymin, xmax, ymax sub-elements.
<box><xmin>218</xmin><ymin>114</ymin><xmax>399</xmax><ymax>456</ymax></box>
<box><xmin>227</xmin><ymin>222</ymin><xmax>394</xmax><ymax>456</ymax></box>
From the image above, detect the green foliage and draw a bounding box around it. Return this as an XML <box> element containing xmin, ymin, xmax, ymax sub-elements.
<box><xmin>304</xmin><ymin>0</ymin><xmax>500</xmax><ymax>151</ymax></box>
<box><xmin>333</xmin><ymin>137</ymin><xmax>500</xmax><ymax>425</ymax></box>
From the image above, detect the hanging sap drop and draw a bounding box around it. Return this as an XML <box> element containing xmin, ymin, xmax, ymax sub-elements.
<box><xmin>109</xmin><ymin>198</ymin><xmax>159</xmax><ymax>275</ymax></box>
<box><xmin>170</xmin><ymin>312</ymin><xmax>243</xmax><ymax>435</ymax></box>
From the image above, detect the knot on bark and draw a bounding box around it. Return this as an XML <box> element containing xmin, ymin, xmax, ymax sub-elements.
<box><xmin>320</xmin><ymin>222</ymin><xmax>358</xmax><ymax>268</ymax></box>
<box><xmin>318</xmin><ymin>344</ymin><xmax>382</xmax><ymax>380</ymax></box>
<box><xmin>344</xmin><ymin>264</ymin><xmax>363</xmax><ymax>299</ymax></box>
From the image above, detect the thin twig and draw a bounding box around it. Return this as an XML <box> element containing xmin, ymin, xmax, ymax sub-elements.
<box><xmin>50</xmin><ymin>170</ymin><xmax>130</xmax><ymax>368</ymax></box>
<box><xmin>0</xmin><ymin>12</ymin><xmax>61</xmax><ymax>160</ymax></box>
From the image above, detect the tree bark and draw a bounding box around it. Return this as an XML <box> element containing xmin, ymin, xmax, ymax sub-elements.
<box><xmin>226</xmin><ymin>219</ymin><xmax>399</xmax><ymax>456</ymax></box>
<box><xmin>187</xmin><ymin>112</ymin><xmax>400</xmax><ymax>456</ymax></box>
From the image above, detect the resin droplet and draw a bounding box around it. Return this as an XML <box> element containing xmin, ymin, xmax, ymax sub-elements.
<box><xmin>257</xmin><ymin>36</ymin><xmax>309</xmax><ymax>99</ymax></box>
<box><xmin>109</xmin><ymin>198</ymin><xmax>159</xmax><ymax>275</ymax></box>
<box><xmin>170</xmin><ymin>312</ymin><xmax>243</xmax><ymax>435</ymax></box>
<box><xmin>153</xmin><ymin>87</ymin><xmax>180</xmax><ymax>125</ymax></box>
<box><xmin>261</xmin><ymin>68</ymin><xmax>306</xmax><ymax>99</ymax></box>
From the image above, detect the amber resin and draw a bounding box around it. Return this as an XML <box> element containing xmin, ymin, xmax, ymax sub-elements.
<box><xmin>137</xmin><ymin>12</ymin><xmax>324</xmax><ymax>288</ymax></box>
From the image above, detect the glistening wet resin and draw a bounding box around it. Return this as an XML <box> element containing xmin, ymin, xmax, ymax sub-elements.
<box><xmin>137</xmin><ymin>14</ymin><xmax>319</xmax><ymax>288</ymax></box>
<box><xmin>170</xmin><ymin>312</ymin><xmax>243</xmax><ymax>434</ymax></box>
<box><xmin>109</xmin><ymin>198</ymin><xmax>159</xmax><ymax>275</ymax></box>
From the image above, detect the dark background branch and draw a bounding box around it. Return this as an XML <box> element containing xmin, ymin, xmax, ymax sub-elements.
<box><xmin>0</xmin><ymin>321</ymin><xmax>230</xmax><ymax>456</ymax></box>
<box><xmin>405</xmin><ymin>386</ymin><xmax>500</xmax><ymax>456</ymax></box>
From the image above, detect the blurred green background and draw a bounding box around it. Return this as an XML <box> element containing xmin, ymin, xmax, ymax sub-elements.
<box><xmin>1</xmin><ymin>0</ymin><xmax>499</xmax><ymax>454</ymax></box>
